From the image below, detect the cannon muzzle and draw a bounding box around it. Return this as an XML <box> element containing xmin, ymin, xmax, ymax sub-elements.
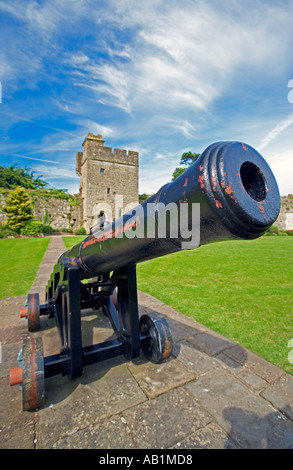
<box><xmin>61</xmin><ymin>141</ymin><xmax>280</xmax><ymax>279</ymax></box>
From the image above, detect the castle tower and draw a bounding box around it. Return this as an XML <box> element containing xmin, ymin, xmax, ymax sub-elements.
<box><xmin>76</xmin><ymin>133</ymin><xmax>139</xmax><ymax>233</ymax></box>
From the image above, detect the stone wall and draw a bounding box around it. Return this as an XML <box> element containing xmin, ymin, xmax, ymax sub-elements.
<box><xmin>275</xmin><ymin>194</ymin><xmax>293</xmax><ymax>230</ymax></box>
<box><xmin>0</xmin><ymin>191</ymin><xmax>82</xmax><ymax>232</ymax></box>
<box><xmin>33</xmin><ymin>196</ymin><xmax>82</xmax><ymax>231</ymax></box>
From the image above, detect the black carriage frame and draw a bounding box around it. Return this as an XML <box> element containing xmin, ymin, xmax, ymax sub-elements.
<box><xmin>36</xmin><ymin>263</ymin><xmax>168</xmax><ymax>382</ymax></box>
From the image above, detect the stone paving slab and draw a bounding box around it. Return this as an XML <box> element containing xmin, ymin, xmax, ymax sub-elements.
<box><xmin>185</xmin><ymin>369</ymin><xmax>293</xmax><ymax>449</ymax></box>
<box><xmin>0</xmin><ymin>236</ymin><xmax>293</xmax><ymax>449</ymax></box>
<box><xmin>119</xmin><ymin>386</ymin><xmax>212</xmax><ymax>449</ymax></box>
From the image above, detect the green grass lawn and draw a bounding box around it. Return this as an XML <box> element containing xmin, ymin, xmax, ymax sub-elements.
<box><xmin>2</xmin><ymin>235</ymin><xmax>291</xmax><ymax>374</ymax></box>
<box><xmin>0</xmin><ymin>238</ymin><xmax>51</xmax><ymax>299</ymax></box>
<box><xmin>136</xmin><ymin>237</ymin><xmax>293</xmax><ymax>375</ymax></box>
<box><xmin>63</xmin><ymin>236</ymin><xmax>85</xmax><ymax>250</ymax></box>
<box><xmin>62</xmin><ymin>235</ymin><xmax>293</xmax><ymax>374</ymax></box>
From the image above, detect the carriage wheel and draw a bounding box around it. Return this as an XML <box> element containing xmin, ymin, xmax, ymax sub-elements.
<box><xmin>139</xmin><ymin>313</ymin><xmax>173</xmax><ymax>363</ymax></box>
<box><xmin>27</xmin><ymin>293</ymin><xmax>41</xmax><ymax>332</ymax></box>
<box><xmin>22</xmin><ymin>337</ymin><xmax>45</xmax><ymax>411</ymax></box>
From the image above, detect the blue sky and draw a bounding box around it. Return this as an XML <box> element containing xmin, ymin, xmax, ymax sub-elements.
<box><xmin>0</xmin><ymin>0</ymin><xmax>292</xmax><ymax>196</ymax></box>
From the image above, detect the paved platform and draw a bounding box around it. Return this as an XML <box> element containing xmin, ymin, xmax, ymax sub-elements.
<box><xmin>0</xmin><ymin>236</ymin><xmax>292</xmax><ymax>449</ymax></box>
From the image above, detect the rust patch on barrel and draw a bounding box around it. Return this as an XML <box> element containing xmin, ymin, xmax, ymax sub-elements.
<box><xmin>257</xmin><ymin>204</ymin><xmax>266</xmax><ymax>217</ymax></box>
<box><xmin>211</xmin><ymin>176</ymin><xmax>217</xmax><ymax>192</ymax></box>
<box><xmin>198</xmin><ymin>174</ymin><xmax>205</xmax><ymax>189</ymax></box>
<box><xmin>225</xmin><ymin>184</ymin><xmax>234</xmax><ymax>195</ymax></box>
<box><xmin>220</xmin><ymin>180</ymin><xmax>238</xmax><ymax>203</ymax></box>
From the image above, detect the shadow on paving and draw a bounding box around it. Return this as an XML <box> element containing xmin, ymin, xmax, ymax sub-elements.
<box><xmin>27</xmin><ymin>302</ymin><xmax>248</xmax><ymax>410</ymax></box>
<box><xmin>222</xmin><ymin>406</ymin><xmax>293</xmax><ymax>449</ymax></box>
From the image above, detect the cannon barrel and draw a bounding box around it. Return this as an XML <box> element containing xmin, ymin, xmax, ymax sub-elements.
<box><xmin>12</xmin><ymin>141</ymin><xmax>281</xmax><ymax>410</ymax></box>
<box><xmin>61</xmin><ymin>141</ymin><xmax>280</xmax><ymax>279</ymax></box>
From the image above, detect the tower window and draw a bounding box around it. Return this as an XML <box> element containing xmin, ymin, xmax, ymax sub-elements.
<box><xmin>107</xmin><ymin>188</ymin><xmax>110</xmax><ymax>194</ymax></box>
<box><xmin>100</xmin><ymin>168</ymin><xmax>104</xmax><ymax>174</ymax></box>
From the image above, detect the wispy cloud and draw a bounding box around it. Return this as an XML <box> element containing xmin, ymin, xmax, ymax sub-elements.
<box><xmin>265</xmin><ymin>148</ymin><xmax>293</xmax><ymax>196</ymax></box>
<box><xmin>164</xmin><ymin>119</ymin><xmax>197</xmax><ymax>139</ymax></box>
<box><xmin>64</xmin><ymin>0</ymin><xmax>293</xmax><ymax>127</ymax></box>
<box><xmin>0</xmin><ymin>0</ymin><xmax>86</xmax><ymax>34</ymax></box>
<box><xmin>32</xmin><ymin>164</ymin><xmax>77</xmax><ymax>179</ymax></box>
<box><xmin>11</xmin><ymin>154</ymin><xmax>66</xmax><ymax>165</ymax></box>
<box><xmin>3</xmin><ymin>111</ymin><xmax>77</xmax><ymax>137</ymax></box>
<box><xmin>1</xmin><ymin>0</ymin><xmax>293</xmax><ymax>196</ymax></box>
<box><xmin>0</xmin><ymin>53</ymin><xmax>13</xmax><ymax>81</ymax></box>
<box><xmin>79</xmin><ymin>120</ymin><xmax>115</xmax><ymax>137</ymax></box>
<box><xmin>31</xmin><ymin>164</ymin><xmax>79</xmax><ymax>193</ymax></box>
<box><xmin>258</xmin><ymin>114</ymin><xmax>293</xmax><ymax>151</ymax></box>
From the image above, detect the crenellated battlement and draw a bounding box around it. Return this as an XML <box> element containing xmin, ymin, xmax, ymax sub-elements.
<box><xmin>78</xmin><ymin>133</ymin><xmax>138</xmax><ymax>167</ymax></box>
<box><xmin>99</xmin><ymin>146</ymin><xmax>138</xmax><ymax>165</ymax></box>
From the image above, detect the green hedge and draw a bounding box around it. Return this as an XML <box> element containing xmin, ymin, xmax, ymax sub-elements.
<box><xmin>75</xmin><ymin>227</ymin><xmax>86</xmax><ymax>235</ymax></box>
<box><xmin>263</xmin><ymin>225</ymin><xmax>293</xmax><ymax>236</ymax></box>
<box><xmin>20</xmin><ymin>220</ymin><xmax>44</xmax><ymax>235</ymax></box>
<box><xmin>20</xmin><ymin>221</ymin><xmax>55</xmax><ymax>235</ymax></box>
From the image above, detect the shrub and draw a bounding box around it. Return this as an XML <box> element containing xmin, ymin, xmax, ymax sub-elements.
<box><xmin>0</xmin><ymin>224</ymin><xmax>18</xmax><ymax>238</ymax></box>
<box><xmin>263</xmin><ymin>225</ymin><xmax>293</xmax><ymax>237</ymax></box>
<box><xmin>263</xmin><ymin>231</ymin><xmax>277</xmax><ymax>236</ymax></box>
<box><xmin>42</xmin><ymin>225</ymin><xmax>54</xmax><ymax>234</ymax></box>
<box><xmin>75</xmin><ymin>227</ymin><xmax>86</xmax><ymax>235</ymax></box>
<box><xmin>20</xmin><ymin>220</ymin><xmax>44</xmax><ymax>235</ymax></box>
<box><xmin>3</xmin><ymin>186</ymin><xmax>34</xmax><ymax>232</ymax></box>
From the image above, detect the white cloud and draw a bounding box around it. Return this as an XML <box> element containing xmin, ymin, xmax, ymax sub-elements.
<box><xmin>266</xmin><ymin>149</ymin><xmax>293</xmax><ymax>196</ymax></box>
<box><xmin>66</xmin><ymin>1</ymin><xmax>293</xmax><ymax>122</ymax></box>
<box><xmin>73</xmin><ymin>62</ymin><xmax>132</xmax><ymax>113</ymax></box>
<box><xmin>30</xmin><ymin>163</ymin><xmax>79</xmax><ymax>193</ymax></box>
<box><xmin>0</xmin><ymin>53</ymin><xmax>13</xmax><ymax>81</ymax></box>
<box><xmin>2</xmin><ymin>0</ymin><xmax>292</xmax><ymax>116</ymax></box>
<box><xmin>139</xmin><ymin>165</ymin><xmax>173</xmax><ymax>195</ymax></box>
<box><xmin>258</xmin><ymin>114</ymin><xmax>293</xmax><ymax>151</ymax></box>
<box><xmin>0</xmin><ymin>0</ymin><xmax>87</xmax><ymax>34</ymax></box>
<box><xmin>165</xmin><ymin>119</ymin><xmax>197</xmax><ymax>138</ymax></box>
<box><xmin>32</xmin><ymin>164</ymin><xmax>77</xmax><ymax>179</ymax></box>
<box><xmin>70</xmin><ymin>53</ymin><xmax>91</xmax><ymax>66</ymax></box>
<box><xmin>12</xmin><ymin>154</ymin><xmax>65</xmax><ymax>165</ymax></box>
<box><xmin>79</xmin><ymin>120</ymin><xmax>115</xmax><ymax>137</ymax></box>
<box><xmin>106</xmin><ymin>43</ymin><xmax>131</xmax><ymax>60</ymax></box>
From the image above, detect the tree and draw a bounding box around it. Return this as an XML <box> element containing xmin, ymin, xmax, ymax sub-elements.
<box><xmin>171</xmin><ymin>151</ymin><xmax>200</xmax><ymax>181</ymax></box>
<box><xmin>0</xmin><ymin>165</ymin><xmax>47</xmax><ymax>189</ymax></box>
<box><xmin>3</xmin><ymin>186</ymin><xmax>34</xmax><ymax>232</ymax></box>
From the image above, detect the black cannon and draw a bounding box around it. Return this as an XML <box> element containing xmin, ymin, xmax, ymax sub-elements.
<box><xmin>10</xmin><ymin>141</ymin><xmax>280</xmax><ymax>410</ymax></box>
